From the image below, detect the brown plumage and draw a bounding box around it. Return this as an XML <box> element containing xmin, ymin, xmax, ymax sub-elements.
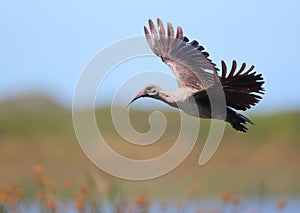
<box><xmin>128</xmin><ymin>18</ymin><xmax>265</xmax><ymax>132</ymax></box>
<box><xmin>144</xmin><ymin>18</ymin><xmax>218</xmax><ymax>89</ymax></box>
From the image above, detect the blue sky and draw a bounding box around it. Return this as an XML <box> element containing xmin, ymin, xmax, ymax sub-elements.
<box><xmin>1</xmin><ymin>0</ymin><xmax>300</xmax><ymax>113</ymax></box>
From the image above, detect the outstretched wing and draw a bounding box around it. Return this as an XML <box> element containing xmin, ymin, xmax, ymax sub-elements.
<box><xmin>193</xmin><ymin>60</ymin><xmax>264</xmax><ymax>111</ymax></box>
<box><xmin>220</xmin><ymin>60</ymin><xmax>264</xmax><ymax>110</ymax></box>
<box><xmin>144</xmin><ymin>18</ymin><xmax>219</xmax><ymax>89</ymax></box>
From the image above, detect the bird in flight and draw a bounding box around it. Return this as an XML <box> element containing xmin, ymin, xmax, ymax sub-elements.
<box><xmin>128</xmin><ymin>18</ymin><xmax>264</xmax><ymax>132</ymax></box>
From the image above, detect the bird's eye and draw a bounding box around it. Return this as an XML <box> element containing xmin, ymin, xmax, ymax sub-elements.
<box><xmin>147</xmin><ymin>88</ymin><xmax>157</xmax><ymax>95</ymax></box>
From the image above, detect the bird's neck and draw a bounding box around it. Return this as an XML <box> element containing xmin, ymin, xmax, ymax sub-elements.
<box><xmin>154</xmin><ymin>90</ymin><xmax>178</xmax><ymax>108</ymax></box>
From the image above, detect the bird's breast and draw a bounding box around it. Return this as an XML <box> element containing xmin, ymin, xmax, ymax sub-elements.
<box><xmin>176</xmin><ymin>96</ymin><xmax>209</xmax><ymax>118</ymax></box>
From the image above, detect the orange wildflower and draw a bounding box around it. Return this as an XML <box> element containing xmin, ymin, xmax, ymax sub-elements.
<box><xmin>186</xmin><ymin>182</ymin><xmax>201</xmax><ymax>197</ymax></box>
<box><xmin>76</xmin><ymin>198</ymin><xmax>85</xmax><ymax>213</ymax></box>
<box><xmin>32</xmin><ymin>164</ymin><xmax>44</xmax><ymax>175</ymax></box>
<box><xmin>46</xmin><ymin>195</ymin><xmax>57</xmax><ymax>213</ymax></box>
<box><xmin>277</xmin><ymin>199</ymin><xmax>287</xmax><ymax>211</ymax></box>
<box><xmin>0</xmin><ymin>187</ymin><xmax>9</xmax><ymax>203</ymax></box>
<box><xmin>219</xmin><ymin>189</ymin><xmax>237</xmax><ymax>204</ymax></box>
<box><xmin>135</xmin><ymin>194</ymin><xmax>148</xmax><ymax>206</ymax></box>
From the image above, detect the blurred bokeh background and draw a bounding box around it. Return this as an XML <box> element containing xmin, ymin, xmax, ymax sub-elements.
<box><xmin>1</xmin><ymin>0</ymin><xmax>299</xmax><ymax>212</ymax></box>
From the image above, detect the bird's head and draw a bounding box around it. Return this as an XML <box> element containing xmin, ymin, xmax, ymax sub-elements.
<box><xmin>127</xmin><ymin>84</ymin><xmax>160</xmax><ymax>107</ymax></box>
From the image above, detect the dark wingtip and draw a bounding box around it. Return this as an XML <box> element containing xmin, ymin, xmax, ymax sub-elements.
<box><xmin>183</xmin><ymin>36</ymin><xmax>189</xmax><ymax>42</ymax></box>
<box><xmin>189</xmin><ymin>40</ymin><xmax>199</xmax><ymax>47</ymax></box>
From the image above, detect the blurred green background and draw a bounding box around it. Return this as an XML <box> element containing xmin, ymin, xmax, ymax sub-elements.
<box><xmin>0</xmin><ymin>94</ymin><xmax>299</xmax><ymax>199</ymax></box>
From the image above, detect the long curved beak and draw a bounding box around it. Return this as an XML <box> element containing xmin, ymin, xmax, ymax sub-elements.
<box><xmin>127</xmin><ymin>91</ymin><xmax>145</xmax><ymax>107</ymax></box>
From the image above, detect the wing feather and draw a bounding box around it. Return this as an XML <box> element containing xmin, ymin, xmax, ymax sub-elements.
<box><xmin>176</xmin><ymin>26</ymin><xmax>183</xmax><ymax>39</ymax></box>
<box><xmin>157</xmin><ymin>18</ymin><xmax>165</xmax><ymax>36</ymax></box>
<box><xmin>193</xmin><ymin>60</ymin><xmax>264</xmax><ymax>111</ymax></box>
<box><xmin>221</xmin><ymin>60</ymin><xmax>265</xmax><ymax>110</ymax></box>
<box><xmin>167</xmin><ymin>22</ymin><xmax>174</xmax><ymax>37</ymax></box>
<box><xmin>144</xmin><ymin>18</ymin><xmax>219</xmax><ymax>89</ymax></box>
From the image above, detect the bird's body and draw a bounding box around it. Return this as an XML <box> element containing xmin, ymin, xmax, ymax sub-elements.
<box><xmin>141</xmin><ymin>85</ymin><xmax>209</xmax><ymax>118</ymax></box>
<box><xmin>169</xmin><ymin>88</ymin><xmax>204</xmax><ymax>117</ymax></box>
<box><xmin>128</xmin><ymin>18</ymin><xmax>264</xmax><ymax>132</ymax></box>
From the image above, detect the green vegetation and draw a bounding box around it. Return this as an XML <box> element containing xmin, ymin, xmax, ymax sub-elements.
<box><xmin>0</xmin><ymin>94</ymin><xmax>299</xmax><ymax>205</ymax></box>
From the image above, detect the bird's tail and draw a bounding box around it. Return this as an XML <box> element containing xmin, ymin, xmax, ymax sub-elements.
<box><xmin>220</xmin><ymin>60</ymin><xmax>264</xmax><ymax>111</ymax></box>
<box><xmin>226</xmin><ymin>108</ymin><xmax>254</xmax><ymax>132</ymax></box>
